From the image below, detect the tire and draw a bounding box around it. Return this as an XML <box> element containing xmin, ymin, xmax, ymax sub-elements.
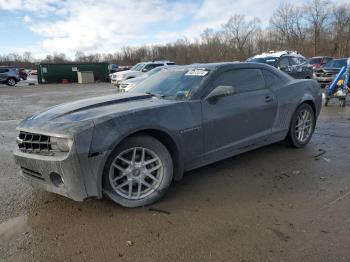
<box><xmin>287</xmin><ymin>103</ymin><xmax>316</xmax><ymax>148</ymax></box>
<box><xmin>339</xmin><ymin>98</ymin><xmax>346</xmax><ymax>107</ymax></box>
<box><xmin>6</xmin><ymin>78</ymin><xmax>16</xmax><ymax>86</ymax></box>
<box><xmin>103</xmin><ymin>135</ymin><xmax>173</xmax><ymax>207</ymax></box>
<box><xmin>324</xmin><ymin>98</ymin><xmax>329</xmax><ymax>107</ymax></box>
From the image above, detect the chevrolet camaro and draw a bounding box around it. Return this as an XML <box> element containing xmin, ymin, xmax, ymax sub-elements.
<box><xmin>13</xmin><ymin>63</ymin><xmax>322</xmax><ymax>207</ymax></box>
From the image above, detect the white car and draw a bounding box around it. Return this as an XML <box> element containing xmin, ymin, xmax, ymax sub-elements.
<box><xmin>119</xmin><ymin>66</ymin><xmax>174</xmax><ymax>92</ymax></box>
<box><xmin>110</xmin><ymin>61</ymin><xmax>175</xmax><ymax>87</ymax></box>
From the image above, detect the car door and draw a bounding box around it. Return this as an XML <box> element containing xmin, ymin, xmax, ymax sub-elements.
<box><xmin>289</xmin><ymin>56</ymin><xmax>305</xmax><ymax>78</ymax></box>
<box><xmin>201</xmin><ymin>68</ymin><xmax>278</xmax><ymax>159</ymax></box>
<box><xmin>0</xmin><ymin>68</ymin><xmax>8</xmax><ymax>82</ymax></box>
<box><xmin>276</xmin><ymin>56</ymin><xmax>294</xmax><ymax>77</ymax></box>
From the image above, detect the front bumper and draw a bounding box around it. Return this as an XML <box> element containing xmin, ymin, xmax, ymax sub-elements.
<box><xmin>111</xmin><ymin>79</ymin><xmax>122</xmax><ymax>86</ymax></box>
<box><xmin>13</xmin><ymin>146</ymin><xmax>88</xmax><ymax>201</ymax></box>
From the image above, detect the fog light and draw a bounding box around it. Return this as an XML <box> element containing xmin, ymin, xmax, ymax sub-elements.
<box><xmin>50</xmin><ymin>172</ymin><xmax>64</xmax><ymax>187</ymax></box>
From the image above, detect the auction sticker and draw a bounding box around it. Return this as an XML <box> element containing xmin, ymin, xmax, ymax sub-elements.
<box><xmin>185</xmin><ymin>69</ymin><xmax>209</xmax><ymax>76</ymax></box>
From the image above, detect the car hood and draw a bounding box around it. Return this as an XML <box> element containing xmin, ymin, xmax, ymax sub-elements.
<box><xmin>17</xmin><ymin>92</ymin><xmax>179</xmax><ymax>136</ymax></box>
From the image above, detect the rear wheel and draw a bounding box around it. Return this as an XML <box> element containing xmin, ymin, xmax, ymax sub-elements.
<box><xmin>287</xmin><ymin>103</ymin><xmax>316</xmax><ymax>148</ymax></box>
<box><xmin>6</xmin><ymin>78</ymin><xmax>16</xmax><ymax>86</ymax></box>
<box><xmin>103</xmin><ymin>135</ymin><xmax>173</xmax><ymax>207</ymax></box>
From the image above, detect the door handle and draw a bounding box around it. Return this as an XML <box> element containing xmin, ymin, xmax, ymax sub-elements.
<box><xmin>265</xmin><ymin>96</ymin><xmax>273</xmax><ymax>103</ymax></box>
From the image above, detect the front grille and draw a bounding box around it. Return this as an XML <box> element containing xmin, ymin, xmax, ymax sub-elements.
<box><xmin>17</xmin><ymin>131</ymin><xmax>52</xmax><ymax>153</ymax></box>
<box><xmin>315</xmin><ymin>72</ymin><xmax>334</xmax><ymax>77</ymax></box>
<box><xmin>21</xmin><ymin>167</ymin><xmax>44</xmax><ymax>180</ymax></box>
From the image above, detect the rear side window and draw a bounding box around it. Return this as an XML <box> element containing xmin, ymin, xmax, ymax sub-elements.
<box><xmin>262</xmin><ymin>70</ymin><xmax>281</xmax><ymax>88</ymax></box>
<box><xmin>0</xmin><ymin>69</ymin><xmax>9</xmax><ymax>73</ymax></box>
<box><xmin>212</xmin><ymin>69</ymin><xmax>265</xmax><ymax>93</ymax></box>
<box><xmin>166</xmin><ymin>62</ymin><xmax>176</xmax><ymax>65</ymax></box>
<box><xmin>290</xmin><ymin>57</ymin><xmax>300</xmax><ymax>65</ymax></box>
<box><xmin>277</xmin><ymin>57</ymin><xmax>290</xmax><ymax>67</ymax></box>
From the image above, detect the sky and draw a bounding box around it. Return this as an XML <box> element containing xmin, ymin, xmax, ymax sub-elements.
<box><xmin>0</xmin><ymin>0</ymin><xmax>346</xmax><ymax>59</ymax></box>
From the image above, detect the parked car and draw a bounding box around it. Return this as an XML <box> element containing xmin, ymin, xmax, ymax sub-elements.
<box><xmin>308</xmin><ymin>56</ymin><xmax>333</xmax><ymax>70</ymax></box>
<box><xmin>13</xmin><ymin>62</ymin><xmax>322</xmax><ymax>207</ymax></box>
<box><xmin>19</xmin><ymin>68</ymin><xmax>28</xmax><ymax>80</ymax></box>
<box><xmin>28</xmin><ymin>69</ymin><xmax>37</xmax><ymax>75</ymax></box>
<box><xmin>110</xmin><ymin>61</ymin><xmax>176</xmax><ymax>87</ymax></box>
<box><xmin>0</xmin><ymin>66</ymin><xmax>20</xmax><ymax>86</ymax></box>
<box><xmin>247</xmin><ymin>51</ymin><xmax>313</xmax><ymax>79</ymax></box>
<box><xmin>313</xmin><ymin>58</ymin><xmax>349</xmax><ymax>88</ymax></box>
<box><xmin>119</xmin><ymin>66</ymin><xmax>172</xmax><ymax>92</ymax></box>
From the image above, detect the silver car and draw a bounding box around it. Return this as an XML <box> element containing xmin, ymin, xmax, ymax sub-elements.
<box><xmin>119</xmin><ymin>66</ymin><xmax>173</xmax><ymax>91</ymax></box>
<box><xmin>0</xmin><ymin>67</ymin><xmax>20</xmax><ymax>86</ymax></box>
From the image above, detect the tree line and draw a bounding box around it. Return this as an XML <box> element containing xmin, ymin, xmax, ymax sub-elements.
<box><xmin>0</xmin><ymin>0</ymin><xmax>349</xmax><ymax>69</ymax></box>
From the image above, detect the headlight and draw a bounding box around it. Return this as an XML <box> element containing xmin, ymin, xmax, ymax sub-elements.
<box><xmin>50</xmin><ymin>137</ymin><xmax>72</xmax><ymax>152</ymax></box>
<box><xmin>125</xmin><ymin>83</ymin><xmax>136</xmax><ymax>91</ymax></box>
<box><xmin>117</xmin><ymin>75</ymin><xmax>125</xmax><ymax>80</ymax></box>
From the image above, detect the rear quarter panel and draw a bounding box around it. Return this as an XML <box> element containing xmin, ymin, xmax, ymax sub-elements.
<box><xmin>271</xmin><ymin>79</ymin><xmax>322</xmax><ymax>134</ymax></box>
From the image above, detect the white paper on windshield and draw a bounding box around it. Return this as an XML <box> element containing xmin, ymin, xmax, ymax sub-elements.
<box><xmin>185</xmin><ymin>69</ymin><xmax>209</xmax><ymax>76</ymax></box>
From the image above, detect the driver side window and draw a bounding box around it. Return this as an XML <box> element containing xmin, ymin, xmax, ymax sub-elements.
<box><xmin>211</xmin><ymin>69</ymin><xmax>265</xmax><ymax>93</ymax></box>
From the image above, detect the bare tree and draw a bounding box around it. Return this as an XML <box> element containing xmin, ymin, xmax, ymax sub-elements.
<box><xmin>270</xmin><ymin>3</ymin><xmax>307</xmax><ymax>52</ymax></box>
<box><xmin>330</xmin><ymin>4</ymin><xmax>350</xmax><ymax>57</ymax></box>
<box><xmin>222</xmin><ymin>14</ymin><xmax>260</xmax><ymax>60</ymax></box>
<box><xmin>304</xmin><ymin>0</ymin><xmax>331</xmax><ymax>56</ymax></box>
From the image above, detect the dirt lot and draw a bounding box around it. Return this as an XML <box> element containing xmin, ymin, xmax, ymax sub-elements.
<box><xmin>0</xmin><ymin>83</ymin><xmax>349</xmax><ymax>262</ymax></box>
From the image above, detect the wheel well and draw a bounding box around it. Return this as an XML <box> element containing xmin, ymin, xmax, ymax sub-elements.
<box><xmin>303</xmin><ymin>100</ymin><xmax>316</xmax><ymax>116</ymax></box>
<box><xmin>124</xmin><ymin>129</ymin><xmax>182</xmax><ymax>180</ymax></box>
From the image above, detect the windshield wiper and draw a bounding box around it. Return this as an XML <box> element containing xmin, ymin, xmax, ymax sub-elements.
<box><xmin>145</xmin><ymin>92</ymin><xmax>165</xmax><ymax>98</ymax></box>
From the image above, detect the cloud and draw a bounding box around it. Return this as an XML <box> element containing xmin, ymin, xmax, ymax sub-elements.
<box><xmin>13</xmin><ymin>0</ymin><xmax>198</xmax><ymax>56</ymax></box>
<box><xmin>0</xmin><ymin>0</ymin><xmax>347</xmax><ymax>58</ymax></box>
<box><xmin>23</xmin><ymin>15</ymin><xmax>32</xmax><ymax>23</ymax></box>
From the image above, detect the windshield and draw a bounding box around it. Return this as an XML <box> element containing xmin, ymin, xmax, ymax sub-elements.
<box><xmin>247</xmin><ymin>57</ymin><xmax>277</xmax><ymax>66</ymax></box>
<box><xmin>131</xmin><ymin>68</ymin><xmax>209</xmax><ymax>100</ymax></box>
<box><xmin>308</xmin><ymin>58</ymin><xmax>322</xmax><ymax>64</ymax></box>
<box><xmin>325</xmin><ymin>59</ymin><xmax>347</xmax><ymax>68</ymax></box>
<box><xmin>146</xmin><ymin>66</ymin><xmax>164</xmax><ymax>77</ymax></box>
<box><xmin>130</xmin><ymin>63</ymin><xmax>144</xmax><ymax>71</ymax></box>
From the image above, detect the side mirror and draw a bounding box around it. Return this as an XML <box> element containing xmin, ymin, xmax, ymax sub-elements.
<box><xmin>142</xmin><ymin>68</ymin><xmax>148</xmax><ymax>72</ymax></box>
<box><xmin>206</xmin><ymin>85</ymin><xmax>235</xmax><ymax>101</ymax></box>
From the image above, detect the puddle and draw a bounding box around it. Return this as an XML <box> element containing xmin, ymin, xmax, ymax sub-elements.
<box><xmin>0</xmin><ymin>215</ymin><xmax>29</xmax><ymax>244</ymax></box>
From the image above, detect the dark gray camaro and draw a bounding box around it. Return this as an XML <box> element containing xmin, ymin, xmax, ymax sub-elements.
<box><xmin>13</xmin><ymin>63</ymin><xmax>322</xmax><ymax>207</ymax></box>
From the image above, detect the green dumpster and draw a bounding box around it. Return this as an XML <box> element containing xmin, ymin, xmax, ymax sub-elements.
<box><xmin>37</xmin><ymin>63</ymin><xmax>109</xmax><ymax>84</ymax></box>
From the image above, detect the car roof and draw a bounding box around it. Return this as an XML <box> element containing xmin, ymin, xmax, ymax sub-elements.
<box><xmin>252</xmin><ymin>51</ymin><xmax>305</xmax><ymax>59</ymax></box>
<box><xmin>310</xmin><ymin>56</ymin><xmax>332</xmax><ymax>59</ymax></box>
<box><xmin>174</xmin><ymin>62</ymin><xmax>279</xmax><ymax>71</ymax></box>
<box><xmin>143</xmin><ymin>61</ymin><xmax>174</xmax><ymax>65</ymax></box>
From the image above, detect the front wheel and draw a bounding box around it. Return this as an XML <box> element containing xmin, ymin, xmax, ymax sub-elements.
<box><xmin>6</xmin><ymin>78</ymin><xmax>17</xmax><ymax>86</ymax></box>
<box><xmin>287</xmin><ymin>103</ymin><xmax>316</xmax><ymax>148</ymax></box>
<box><xmin>339</xmin><ymin>98</ymin><xmax>346</xmax><ymax>107</ymax></box>
<box><xmin>103</xmin><ymin>135</ymin><xmax>173</xmax><ymax>207</ymax></box>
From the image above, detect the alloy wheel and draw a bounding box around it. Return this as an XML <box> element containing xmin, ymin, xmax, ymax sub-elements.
<box><xmin>295</xmin><ymin>109</ymin><xmax>313</xmax><ymax>143</ymax></box>
<box><xmin>109</xmin><ymin>147</ymin><xmax>163</xmax><ymax>200</ymax></box>
<box><xmin>8</xmin><ymin>79</ymin><xmax>16</xmax><ymax>86</ymax></box>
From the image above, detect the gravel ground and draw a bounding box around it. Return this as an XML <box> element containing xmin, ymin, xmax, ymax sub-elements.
<box><xmin>0</xmin><ymin>83</ymin><xmax>349</xmax><ymax>262</ymax></box>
